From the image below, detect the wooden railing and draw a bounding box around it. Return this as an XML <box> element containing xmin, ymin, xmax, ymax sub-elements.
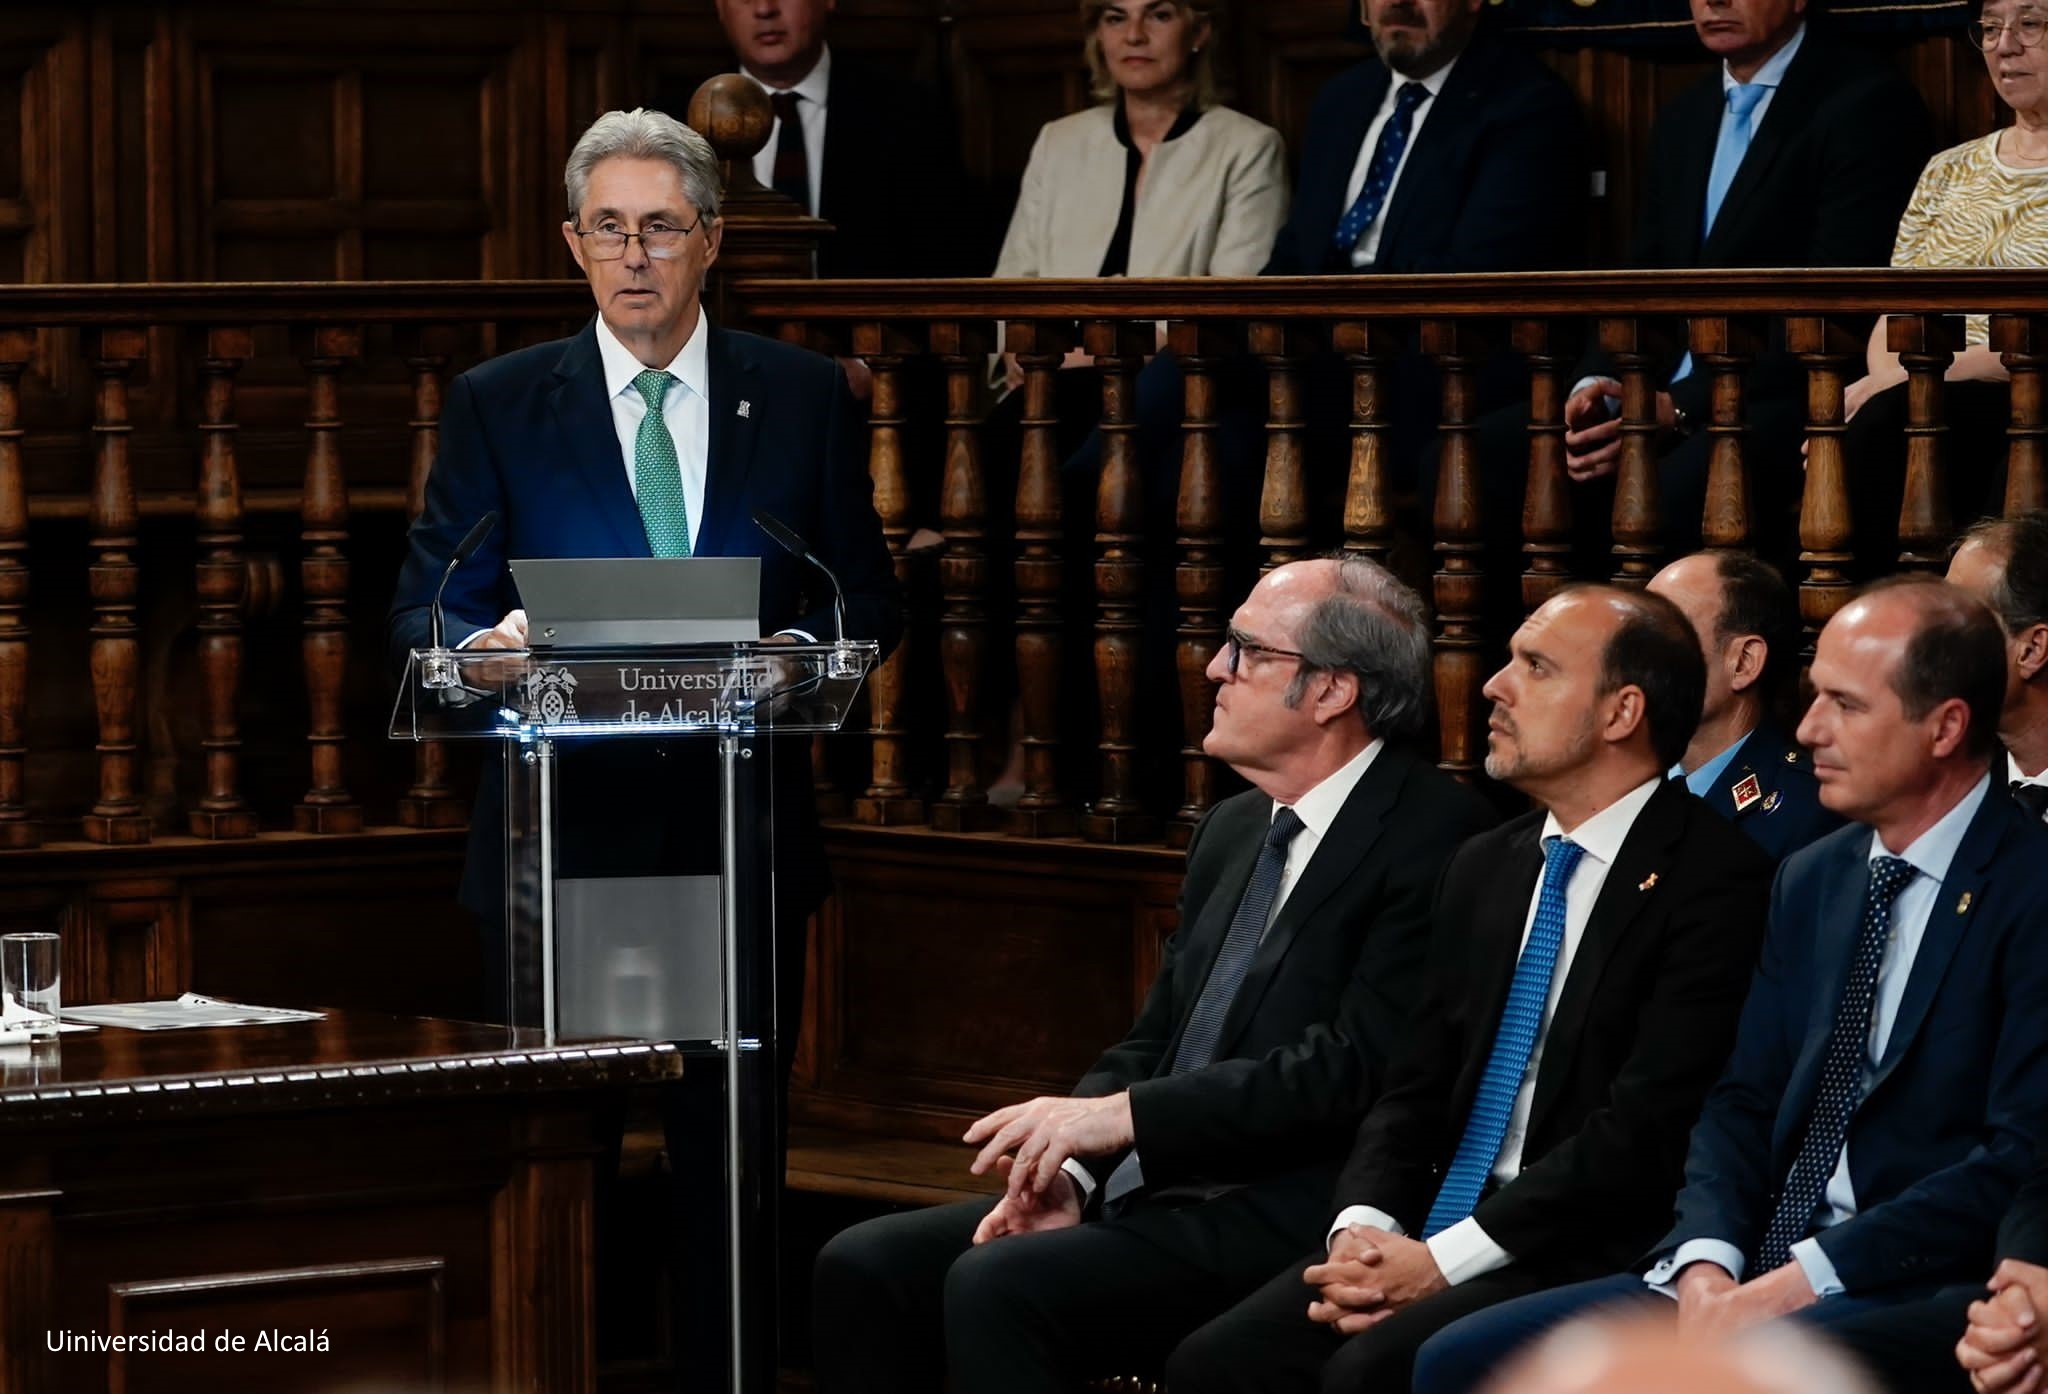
<box><xmin>0</xmin><ymin>272</ymin><xmax>2042</xmax><ymax>853</ymax></box>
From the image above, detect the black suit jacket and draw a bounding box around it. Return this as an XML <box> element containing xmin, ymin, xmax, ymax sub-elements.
<box><xmin>1630</xmin><ymin>27</ymin><xmax>1931</xmax><ymax>418</ymax></box>
<box><xmin>1656</xmin><ymin>787</ymin><xmax>2048</xmax><ymax>1291</ymax></box>
<box><xmin>1335</xmin><ymin>780</ymin><xmax>1775</xmax><ymax>1277</ymax></box>
<box><xmin>387</xmin><ymin>316</ymin><xmax>900</xmax><ymax>917</ymax></box>
<box><xmin>1263</xmin><ymin>26</ymin><xmax>1584</xmax><ymax>275</ymax></box>
<box><xmin>817</xmin><ymin>54</ymin><xmax>990</xmax><ymax>278</ymax></box>
<box><xmin>1699</xmin><ymin>723</ymin><xmax>1843</xmax><ymax>864</ymax></box>
<box><xmin>2000</xmin><ymin>1151</ymin><xmax>2048</xmax><ymax>1266</ymax></box>
<box><xmin>1072</xmin><ymin>743</ymin><xmax>1496</xmax><ymax>1208</ymax></box>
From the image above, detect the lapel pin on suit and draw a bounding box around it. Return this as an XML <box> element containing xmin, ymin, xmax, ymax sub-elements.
<box><xmin>1957</xmin><ymin>891</ymin><xmax>1973</xmax><ymax>915</ymax></box>
<box><xmin>1762</xmin><ymin>790</ymin><xmax>1783</xmax><ymax>814</ymax></box>
<box><xmin>1732</xmin><ymin>773</ymin><xmax>1763</xmax><ymax>813</ymax></box>
<box><xmin>1639</xmin><ymin>872</ymin><xmax>1660</xmax><ymax>892</ymax></box>
<box><xmin>737</xmin><ymin>400</ymin><xmax>751</xmax><ymax>418</ymax></box>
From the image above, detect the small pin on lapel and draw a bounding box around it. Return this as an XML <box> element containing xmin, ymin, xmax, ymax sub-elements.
<box><xmin>1958</xmin><ymin>891</ymin><xmax>1973</xmax><ymax>915</ymax></box>
<box><xmin>737</xmin><ymin>400</ymin><xmax>751</xmax><ymax>418</ymax></box>
<box><xmin>1784</xmin><ymin>749</ymin><xmax>1799</xmax><ymax>764</ymax></box>
<box><xmin>1639</xmin><ymin>872</ymin><xmax>1659</xmax><ymax>892</ymax></box>
<box><xmin>1732</xmin><ymin>773</ymin><xmax>1763</xmax><ymax>813</ymax></box>
<box><xmin>1762</xmin><ymin>790</ymin><xmax>1782</xmax><ymax>814</ymax></box>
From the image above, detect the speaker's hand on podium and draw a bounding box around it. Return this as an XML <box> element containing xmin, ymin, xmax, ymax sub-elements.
<box><xmin>456</xmin><ymin>609</ymin><xmax>529</xmax><ymax>689</ymax></box>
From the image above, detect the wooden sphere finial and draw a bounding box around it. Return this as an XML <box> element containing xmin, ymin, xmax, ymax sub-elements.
<box><xmin>689</xmin><ymin>74</ymin><xmax>774</xmax><ymax>164</ymax></box>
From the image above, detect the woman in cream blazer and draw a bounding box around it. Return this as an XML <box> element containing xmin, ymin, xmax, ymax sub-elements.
<box><xmin>994</xmin><ymin>0</ymin><xmax>1287</xmax><ymax>282</ymax></box>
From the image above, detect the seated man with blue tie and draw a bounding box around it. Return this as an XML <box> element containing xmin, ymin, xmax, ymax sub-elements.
<box><xmin>809</xmin><ymin>557</ymin><xmax>1496</xmax><ymax>1394</ymax></box>
<box><xmin>1554</xmin><ymin>0</ymin><xmax>1930</xmax><ymax>553</ymax></box>
<box><xmin>1409</xmin><ymin>577</ymin><xmax>2048</xmax><ymax>1394</ymax></box>
<box><xmin>1165</xmin><ymin>585</ymin><xmax>1776</xmax><ymax>1394</ymax></box>
<box><xmin>1648</xmin><ymin>550</ymin><xmax>1840</xmax><ymax>860</ymax></box>
<box><xmin>1946</xmin><ymin>513</ymin><xmax>2048</xmax><ymax>826</ymax></box>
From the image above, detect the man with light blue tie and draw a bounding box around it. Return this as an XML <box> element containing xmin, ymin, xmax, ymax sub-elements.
<box><xmin>1556</xmin><ymin>0</ymin><xmax>1930</xmax><ymax>554</ymax></box>
<box><xmin>1409</xmin><ymin>578</ymin><xmax>2048</xmax><ymax>1394</ymax></box>
<box><xmin>1166</xmin><ymin>586</ymin><xmax>1775</xmax><ymax>1393</ymax></box>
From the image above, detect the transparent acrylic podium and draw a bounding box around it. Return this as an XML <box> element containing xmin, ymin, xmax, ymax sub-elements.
<box><xmin>392</xmin><ymin>639</ymin><xmax>877</xmax><ymax>1394</ymax></box>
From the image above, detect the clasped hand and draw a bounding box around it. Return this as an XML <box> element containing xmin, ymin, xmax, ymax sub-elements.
<box><xmin>963</xmin><ymin>1092</ymin><xmax>1135</xmax><ymax>1200</ymax></box>
<box><xmin>1958</xmin><ymin>1259</ymin><xmax>2048</xmax><ymax>1394</ymax></box>
<box><xmin>1302</xmin><ymin>1227</ymin><xmax>1448</xmax><ymax>1334</ymax></box>
<box><xmin>1672</xmin><ymin>1259</ymin><xmax>1817</xmax><ymax>1341</ymax></box>
<box><xmin>1562</xmin><ymin>377</ymin><xmax>1677</xmax><ymax>482</ymax></box>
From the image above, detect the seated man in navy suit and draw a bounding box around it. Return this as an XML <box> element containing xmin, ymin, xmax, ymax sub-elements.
<box><xmin>1409</xmin><ymin>577</ymin><xmax>2048</xmax><ymax>1394</ymax></box>
<box><xmin>387</xmin><ymin>106</ymin><xmax>898</xmax><ymax>1369</ymax></box>
<box><xmin>1648</xmin><ymin>550</ymin><xmax>1839</xmax><ymax>860</ymax></box>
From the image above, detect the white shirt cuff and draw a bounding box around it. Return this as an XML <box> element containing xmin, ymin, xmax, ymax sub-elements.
<box><xmin>454</xmin><ymin>628</ymin><xmax>491</xmax><ymax>650</ymax></box>
<box><xmin>773</xmin><ymin>628</ymin><xmax>818</xmax><ymax>644</ymax></box>
<box><xmin>1327</xmin><ymin>1204</ymin><xmax>1405</xmax><ymax>1251</ymax></box>
<box><xmin>1789</xmin><ymin>1237</ymin><xmax>1843</xmax><ymax>1297</ymax></box>
<box><xmin>1644</xmin><ymin>1239</ymin><xmax>1746</xmax><ymax>1294</ymax></box>
<box><xmin>1060</xmin><ymin>1158</ymin><xmax>1097</xmax><ymax>1205</ymax></box>
<box><xmin>1424</xmin><ymin>1218</ymin><xmax>1513</xmax><ymax>1286</ymax></box>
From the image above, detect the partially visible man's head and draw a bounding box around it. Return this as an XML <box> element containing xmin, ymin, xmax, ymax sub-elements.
<box><xmin>561</xmin><ymin>110</ymin><xmax>724</xmax><ymax>350</ymax></box>
<box><xmin>1689</xmin><ymin>0</ymin><xmax>1807</xmax><ymax>79</ymax></box>
<box><xmin>1358</xmin><ymin>0</ymin><xmax>1484</xmax><ymax>78</ymax></box>
<box><xmin>1482</xmin><ymin>586</ymin><xmax>1704</xmax><ymax>792</ymax></box>
<box><xmin>1947</xmin><ymin>512</ymin><xmax>2048</xmax><ymax>720</ymax></box>
<box><xmin>1478</xmin><ymin>1312</ymin><xmax>1880</xmax><ymax>1394</ymax></box>
<box><xmin>1649</xmin><ymin>550</ymin><xmax>1801</xmax><ymax>732</ymax></box>
<box><xmin>1796</xmin><ymin>578</ymin><xmax>2006</xmax><ymax>825</ymax></box>
<box><xmin>716</xmin><ymin>0</ymin><xmax>835</xmax><ymax>88</ymax></box>
<box><xmin>1203</xmin><ymin>556</ymin><xmax>1432</xmax><ymax>781</ymax></box>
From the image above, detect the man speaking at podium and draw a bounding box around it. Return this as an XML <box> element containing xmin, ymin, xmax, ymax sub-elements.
<box><xmin>387</xmin><ymin>104</ymin><xmax>898</xmax><ymax>1362</ymax></box>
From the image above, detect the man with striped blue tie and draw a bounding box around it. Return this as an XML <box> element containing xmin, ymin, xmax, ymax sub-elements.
<box><xmin>1409</xmin><ymin>578</ymin><xmax>2048</xmax><ymax>1394</ymax></box>
<box><xmin>1167</xmin><ymin>584</ymin><xmax>1775</xmax><ymax>1393</ymax></box>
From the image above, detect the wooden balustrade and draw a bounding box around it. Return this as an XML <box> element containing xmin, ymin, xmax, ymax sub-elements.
<box><xmin>0</xmin><ymin>272</ymin><xmax>2041</xmax><ymax>854</ymax></box>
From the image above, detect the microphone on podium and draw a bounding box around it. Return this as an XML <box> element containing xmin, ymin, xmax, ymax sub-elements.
<box><xmin>750</xmin><ymin>507</ymin><xmax>861</xmax><ymax>679</ymax></box>
<box><xmin>421</xmin><ymin>511</ymin><xmax>499</xmax><ymax>689</ymax></box>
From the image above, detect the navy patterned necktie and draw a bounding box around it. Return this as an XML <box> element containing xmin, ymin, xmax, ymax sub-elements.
<box><xmin>1329</xmin><ymin>82</ymin><xmax>1430</xmax><ymax>262</ymax></box>
<box><xmin>1101</xmin><ymin>807</ymin><xmax>1304</xmax><ymax>1210</ymax></box>
<box><xmin>1423</xmin><ymin>835</ymin><xmax>1585</xmax><ymax>1237</ymax></box>
<box><xmin>1753</xmin><ymin>855</ymin><xmax>1917</xmax><ymax>1272</ymax></box>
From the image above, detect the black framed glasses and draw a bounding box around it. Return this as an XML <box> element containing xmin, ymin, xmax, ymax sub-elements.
<box><xmin>573</xmin><ymin>216</ymin><xmax>706</xmax><ymax>261</ymax></box>
<box><xmin>1224</xmin><ymin>628</ymin><xmax>1308</xmax><ymax>678</ymax></box>
<box><xmin>1973</xmin><ymin>14</ymin><xmax>2047</xmax><ymax>48</ymax></box>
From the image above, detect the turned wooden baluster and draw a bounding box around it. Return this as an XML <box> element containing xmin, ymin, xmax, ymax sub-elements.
<box><xmin>399</xmin><ymin>327</ymin><xmax>465</xmax><ymax>829</ymax></box>
<box><xmin>188</xmin><ymin>327</ymin><xmax>258</xmax><ymax>839</ymax></box>
<box><xmin>1515</xmin><ymin>318</ymin><xmax>1574</xmax><ymax>611</ymax></box>
<box><xmin>1892</xmin><ymin>314</ymin><xmax>1964</xmax><ymax>571</ymax></box>
<box><xmin>82</xmin><ymin>328</ymin><xmax>153</xmax><ymax>844</ymax></box>
<box><xmin>294</xmin><ymin>326</ymin><xmax>363</xmax><ymax>834</ymax></box>
<box><xmin>0</xmin><ymin>330</ymin><xmax>35</xmax><ymax>847</ymax></box>
<box><xmin>1082</xmin><ymin>318</ymin><xmax>1155</xmax><ymax>844</ymax></box>
<box><xmin>775</xmin><ymin>323</ymin><xmax>849</xmax><ymax>818</ymax></box>
<box><xmin>1335</xmin><ymin>320</ymin><xmax>1398</xmax><ymax>566</ymax></box>
<box><xmin>1424</xmin><ymin>320</ymin><xmax>1487</xmax><ymax>780</ymax></box>
<box><xmin>1007</xmin><ymin>321</ymin><xmax>1076</xmax><ymax>838</ymax></box>
<box><xmin>1993</xmin><ymin>314</ymin><xmax>2048</xmax><ymax>515</ymax></box>
<box><xmin>1168</xmin><ymin>321</ymin><xmax>1231</xmax><ymax>849</ymax></box>
<box><xmin>1788</xmin><ymin>317</ymin><xmax>1859</xmax><ymax>658</ymax></box>
<box><xmin>930</xmin><ymin>320</ymin><xmax>994</xmax><ymax>833</ymax></box>
<box><xmin>1250</xmin><ymin>321</ymin><xmax>1311</xmax><ymax>572</ymax></box>
<box><xmin>853</xmin><ymin>322</ymin><xmax>923</xmax><ymax>825</ymax></box>
<box><xmin>1693</xmin><ymin>316</ymin><xmax>1761</xmax><ymax>549</ymax></box>
<box><xmin>1600</xmin><ymin>318</ymin><xmax>1661</xmax><ymax>588</ymax></box>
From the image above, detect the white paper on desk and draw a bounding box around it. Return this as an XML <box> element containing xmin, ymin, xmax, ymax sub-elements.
<box><xmin>59</xmin><ymin>994</ymin><xmax>325</xmax><ymax>1031</ymax></box>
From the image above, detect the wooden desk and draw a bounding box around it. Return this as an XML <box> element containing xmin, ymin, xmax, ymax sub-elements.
<box><xmin>0</xmin><ymin>1012</ymin><xmax>681</xmax><ymax>1394</ymax></box>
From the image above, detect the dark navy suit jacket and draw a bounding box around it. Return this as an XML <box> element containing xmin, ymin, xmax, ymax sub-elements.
<box><xmin>388</xmin><ymin>316</ymin><xmax>900</xmax><ymax>919</ymax></box>
<box><xmin>1262</xmin><ymin>25</ymin><xmax>1584</xmax><ymax>275</ymax></box>
<box><xmin>1655</xmin><ymin>781</ymin><xmax>2048</xmax><ymax>1292</ymax></box>
<box><xmin>1699</xmin><ymin>723</ymin><xmax>1842</xmax><ymax>864</ymax></box>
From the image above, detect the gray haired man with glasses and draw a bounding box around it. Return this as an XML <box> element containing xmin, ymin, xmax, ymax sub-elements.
<box><xmin>811</xmin><ymin>557</ymin><xmax>1496</xmax><ymax>1393</ymax></box>
<box><xmin>387</xmin><ymin>105</ymin><xmax>898</xmax><ymax>1369</ymax></box>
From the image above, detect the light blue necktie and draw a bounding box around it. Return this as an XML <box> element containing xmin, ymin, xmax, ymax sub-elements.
<box><xmin>1423</xmin><ymin>835</ymin><xmax>1585</xmax><ymax>1238</ymax></box>
<box><xmin>1673</xmin><ymin>82</ymin><xmax>1769</xmax><ymax>384</ymax></box>
<box><xmin>1329</xmin><ymin>83</ymin><xmax>1430</xmax><ymax>264</ymax></box>
<box><xmin>631</xmin><ymin>367</ymin><xmax>692</xmax><ymax>557</ymax></box>
<box><xmin>1102</xmin><ymin>807</ymin><xmax>1305</xmax><ymax>1210</ymax></box>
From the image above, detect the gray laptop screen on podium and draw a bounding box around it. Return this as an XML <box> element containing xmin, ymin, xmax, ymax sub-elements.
<box><xmin>509</xmin><ymin>556</ymin><xmax>761</xmax><ymax>647</ymax></box>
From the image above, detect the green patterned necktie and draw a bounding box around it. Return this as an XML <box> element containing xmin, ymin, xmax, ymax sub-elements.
<box><xmin>630</xmin><ymin>367</ymin><xmax>691</xmax><ymax>557</ymax></box>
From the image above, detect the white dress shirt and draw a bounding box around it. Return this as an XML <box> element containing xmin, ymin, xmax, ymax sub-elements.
<box><xmin>593</xmin><ymin>310</ymin><xmax>710</xmax><ymax>555</ymax></box>
<box><xmin>1064</xmin><ymin>739</ymin><xmax>1386</xmax><ymax>1203</ymax></box>
<box><xmin>1646</xmin><ymin>773</ymin><xmax>1991</xmax><ymax>1298</ymax></box>
<box><xmin>1330</xmin><ymin>776</ymin><xmax>1664</xmax><ymax>1286</ymax></box>
<box><xmin>2012</xmin><ymin>750</ymin><xmax>2048</xmax><ymax>821</ymax></box>
<box><xmin>1340</xmin><ymin>53</ymin><xmax>1459</xmax><ymax>267</ymax></box>
<box><xmin>744</xmin><ymin>46</ymin><xmax>831</xmax><ymax>218</ymax></box>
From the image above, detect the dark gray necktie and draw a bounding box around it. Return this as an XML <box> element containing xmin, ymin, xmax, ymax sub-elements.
<box><xmin>2014</xmin><ymin>780</ymin><xmax>2048</xmax><ymax>824</ymax></box>
<box><xmin>1101</xmin><ymin>807</ymin><xmax>1305</xmax><ymax>1210</ymax></box>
